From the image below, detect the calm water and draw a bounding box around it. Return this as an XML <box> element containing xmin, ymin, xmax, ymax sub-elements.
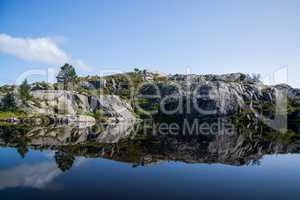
<box><xmin>1</xmin><ymin>123</ymin><xmax>300</xmax><ymax>200</ymax></box>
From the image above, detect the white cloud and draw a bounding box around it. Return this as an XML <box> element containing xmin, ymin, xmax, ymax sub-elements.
<box><xmin>0</xmin><ymin>162</ymin><xmax>61</xmax><ymax>189</ymax></box>
<box><xmin>0</xmin><ymin>33</ymin><xmax>93</xmax><ymax>72</ymax></box>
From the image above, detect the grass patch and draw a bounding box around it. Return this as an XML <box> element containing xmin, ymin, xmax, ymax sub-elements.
<box><xmin>0</xmin><ymin>111</ymin><xmax>27</xmax><ymax>119</ymax></box>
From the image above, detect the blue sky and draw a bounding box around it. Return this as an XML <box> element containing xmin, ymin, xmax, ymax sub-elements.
<box><xmin>0</xmin><ymin>0</ymin><xmax>300</xmax><ymax>87</ymax></box>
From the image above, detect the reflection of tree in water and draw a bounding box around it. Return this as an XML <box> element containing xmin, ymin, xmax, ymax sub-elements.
<box><xmin>0</xmin><ymin>125</ymin><xmax>31</xmax><ymax>159</ymax></box>
<box><xmin>17</xmin><ymin>145</ymin><xmax>29</xmax><ymax>159</ymax></box>
<box><xmin>54</xmin><ymin>150</ymin><xmax>75</xmax><ymax>172</ymax></box>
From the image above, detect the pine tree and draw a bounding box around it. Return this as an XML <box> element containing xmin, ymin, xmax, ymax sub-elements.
<box><xmin>56</xmin><ymin>63</ymin><xmax>77</xmax><ymax>90</ymax></box>
<box><xmin>1</xmin><ymin>92</ymin><xmax>17</xmax><ymax>111</ymax></box>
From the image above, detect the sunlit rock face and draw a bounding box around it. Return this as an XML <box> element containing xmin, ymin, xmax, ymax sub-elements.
<box><xmin>27</xmin><ymin>90</ymin><xmax>135</xmax><ymax>121</ymax></box>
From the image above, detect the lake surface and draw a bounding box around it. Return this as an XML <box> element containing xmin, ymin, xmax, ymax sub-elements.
<box><xmin>1</xmin><ymin>123</ymin><xmax>300</xmax><ymax>200</ymax></box>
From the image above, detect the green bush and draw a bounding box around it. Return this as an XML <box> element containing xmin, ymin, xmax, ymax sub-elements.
<box><xmin>94</xmin><ymin>109</ymin><xmax>105</xmax><ymax>121</ymax></box>
<box><xmin>0</xmin><ymin>92</ymin><xmax>17</xmax><ymax>112</ymax></box>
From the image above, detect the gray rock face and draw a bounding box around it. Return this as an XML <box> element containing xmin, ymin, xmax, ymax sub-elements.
<box><xmin>140</xmin><ymin>73</ymin><xmax>300</xmax><ymax>117</ymax></box>
<box><xmin>158</xmin><ymin>80</ymin><xmax>247</xmax><ymax>116</ymax></box>
<box><xmin>27</xmin><ymin>90</ymin><xmax>135</xmax><ymax>121</ymax></box>
<box><xmin>79</xmin><ymin>80</ymin><xmax>106</xmax><ymax>90</ymax></box>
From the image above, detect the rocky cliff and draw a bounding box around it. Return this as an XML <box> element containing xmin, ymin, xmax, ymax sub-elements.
<box><xmin>1</xmin><ymin>72</ymin><xmax>300</xmax><ymax>123</ymax></box>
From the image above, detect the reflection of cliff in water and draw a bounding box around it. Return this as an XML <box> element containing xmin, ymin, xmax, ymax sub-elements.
<box><xmin>1</xmin><ymin>118</ymin><xmax>300</xmax><ymax>172</ymax></box>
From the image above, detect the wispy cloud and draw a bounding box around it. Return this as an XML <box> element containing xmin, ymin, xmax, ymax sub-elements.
<box><xmin>70</xmin><ymin>59</ymin><xmax>93</xmax><ymax>73</ymax></box>
<box><xmin>0</xmin><ymin>33</ymin><xmax>93</xmax><ymax>72</ymax></box>
<box><xmin>0</xmin><ymin>158</ymin><xmax>87</xmax><ymax>190</ymax></box>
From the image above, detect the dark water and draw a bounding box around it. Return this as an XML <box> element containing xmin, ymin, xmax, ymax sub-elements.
<box><xmin>1</xmin><ymin>123</ymin><xmax>300</xmax><ymax>200</ymax></box>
